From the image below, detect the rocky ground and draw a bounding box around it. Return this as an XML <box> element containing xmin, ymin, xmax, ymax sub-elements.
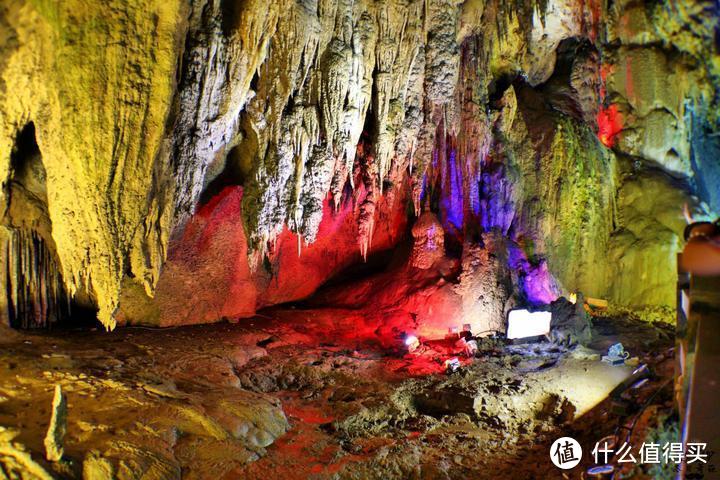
<box><xmin>0</xmin><ymin>308</ymin><xmax>674</xmax><ymax>480</ymax></box>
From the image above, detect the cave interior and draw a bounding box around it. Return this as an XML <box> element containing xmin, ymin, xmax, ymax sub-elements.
<box><xmin>0</xmin><ymin>0</ymin><xmax>719</xmax><ymax>478</ymax></box>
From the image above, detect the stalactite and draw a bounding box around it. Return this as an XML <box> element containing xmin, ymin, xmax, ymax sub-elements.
<box><xmin>358</xmin><ymin>198</ymin><xmax>376</xmax><ymax>261</ymax></box>
<box><xmin>4</xmin><ymin>0</ymin><xmax>718</xmax><ymax>326</ymax></box>
<box><xmin>357</xmin><ymin>143</ymin><xmax>379</xmax><ymax>261</ymax></box>
<box><xmin>5</xmin><ymin>229</ymin><xmax>70</xmax><ymax>329</ymax></box>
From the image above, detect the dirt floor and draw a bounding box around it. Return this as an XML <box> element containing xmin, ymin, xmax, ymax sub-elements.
<box><xmin>0</xmin><ymin>308</ymin><xmax>674</xmax><ymax>480</ymax></box>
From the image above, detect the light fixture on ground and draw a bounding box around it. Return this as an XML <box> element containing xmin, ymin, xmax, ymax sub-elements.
<box><xmin>444</xmin><ymin>357</ymin><xmax>461</xmax><ymax>373</ymax></box>
<box><xmin>506</xmin><ymin>309</ymin><xmax>552</xmax><ymax>340</ymax></box>
<box><xmin>457</xmin><ymin>337</ymin><xmax>478</xmax><ymax>357</ymax></box>
<box><xmin>404</xmin><ymin>334</ymin><xmax>420</xmax><ymax>353</ymax></box>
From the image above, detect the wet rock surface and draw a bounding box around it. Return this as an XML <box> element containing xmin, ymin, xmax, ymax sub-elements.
<box><xmin>0</xmin><ymin>309</ymin><xmax>673</xmax><ymax>479</ymax></box>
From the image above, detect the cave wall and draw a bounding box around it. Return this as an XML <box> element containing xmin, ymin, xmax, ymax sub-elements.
<box><xmin>0</xmin><ymin>0</ymin><xmax>187</xmax><ymax>328</ymax></box>
<box><xmin>1</xmin><ymin>0</ymin><xmax>719</xmax><ymax>328</ymax></box>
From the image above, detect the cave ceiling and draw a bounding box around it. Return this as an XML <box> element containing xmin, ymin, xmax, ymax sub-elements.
<box><xmin>0</xmin><ymin>0</ymin><xmax>719</xmax><ymax>330</ymax></box>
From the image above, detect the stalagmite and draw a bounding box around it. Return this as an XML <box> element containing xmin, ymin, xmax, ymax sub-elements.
<box><xmin>411</xmin><ymin>209</ymin><xmax>445</xmax><ymax>269</ymax></box>
<box><xmin>43</xmin><ymin>385</ymin><xmax>67</xmax><ymax>462</ymax></box>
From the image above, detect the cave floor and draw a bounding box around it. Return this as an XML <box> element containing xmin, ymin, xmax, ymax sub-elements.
<box><xmin>0</xmin><ymin>309</ymin><xmax>673</xmax><ymax>480</ymax></box>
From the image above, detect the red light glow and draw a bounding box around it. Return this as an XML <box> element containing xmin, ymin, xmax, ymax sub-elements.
<box><xmin>596</xmin><ymin>104</ymin><xmax>623</xmax><ymax>148</ymax></box>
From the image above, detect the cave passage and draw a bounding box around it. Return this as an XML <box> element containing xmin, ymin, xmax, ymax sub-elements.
<box><xmin>3</xmin><ymin>122</ymin><xmax>70</xmax><ymax>329</ymax></box>
<box><xmin>3</xmin><ymin>123</ymin><xmax>98</xmax><ymax>330</ymax></box>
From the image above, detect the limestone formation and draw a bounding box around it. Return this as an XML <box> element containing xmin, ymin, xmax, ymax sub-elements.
<box><xmin>0</xmin><ymin>0</ymin><xmax>186</xmax><ymax>329</ymax></box>
<box><xmin>0</xmin><ymin>0</ymin><xmax>718</xmax><ymax>329</ymax></box>
<box><xmin>411</xmin><ymin>209</ymin><xmax>446</xmax><ymax>269</ymax></box>
<box><xmin>0</xmin><ymin>427</ymin><xmax>54</xmax><ymax>480</ymax></box>
<box><xmin>43</xmin><ymin>384</ymin><xmax>67</xmax><ymax>462</ymax></box>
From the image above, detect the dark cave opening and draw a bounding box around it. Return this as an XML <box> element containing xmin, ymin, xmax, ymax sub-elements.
<box><xmin>300</xmin><ymin>241</ymin><xmax>413</xmax><ymax>305</ymax></box>
<box><xmin>488</xmin><ymin>72</ymin><xmax>518</xmax><ymax>106</ymax></box>
<box><xmin>220</xmin><ymin>0</ymin><xmax>244</xmax><ymax>37</ymax></box>
<box><xmin>9</xmin><ymin>122</ymin><xmax>41</xmax><ymax>171</ymax></box>
<box><xmin>198</xmin><ymin>144</ymin><xmax>250</xmax><ymax>206</ymax></box>
<box><xmin>3</xmin><ymin>123</ymin><xmax>99</xmax><ymax>330</ymax></box>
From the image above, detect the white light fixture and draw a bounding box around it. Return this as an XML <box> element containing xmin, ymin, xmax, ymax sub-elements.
<box><xmin>444</xmin><ymin>357</ymin><xmax>461</xmax><ymax>373</ymax></box>
<box><xmin>506</xmin><ymin>309</ymin><xmax>552</xmax><ymax>339</ymax></box>
<box><xmin>464</xmin><ymin>339</ymin><xmax>478</xmax><ymax>357</ymax></box>
<box><xmin>405</xmin><ymin>335</ymin><xmax>420</xmax><ymax>352</ymax></box>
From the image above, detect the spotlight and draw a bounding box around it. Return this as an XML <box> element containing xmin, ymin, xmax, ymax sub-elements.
<box><xmin>404</xmin><ymin>335</ymin><xmax>420</xmax><ymax>352</ymax></box>
<box><xmin>464</xmin><ymin>339</ymin><xmax>478</xmax><ymax>357</ymax></box>
<box><xmin>601</xmin><ymin>342</ymin><xmax>629</xmax><ymax>366</ymax></box>
<box><xmin>444</xmin><ymin>357</ymin><xmax>461</xmax><ymax>373</ymax></box>
<box><xmin>456</xmin><ymin>337</ymin><xmax>478</xmax><ymax>357</ymax></box>
<box><xmin>506</xmin><ymin>309</ymin><xmax>552</xmax><ymax>340</ymax></box>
